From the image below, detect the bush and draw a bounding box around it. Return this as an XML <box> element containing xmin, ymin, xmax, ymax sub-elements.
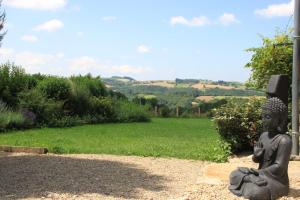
<box><xmin>21</xmin><ymin>110</ymin><xmax>36</xmax><ymax>127</ymax></box>
<box><xmin>38</xmin><ymin>77</ymin><xmax>72</xmax><ymax>101</ymax></box>
<box><xmin>89</xmin><ymin>96</ymin><xmax>114</xmax><ymax>119</ymax></box>
<box><xmin>70</xmin><ymin>74</ymin><xmax>107</xmax><ymax>97</ymax></box>
<box><xmin>0</xmin><ymin>62</ymin><xmax>29</xmax><ymax>108</ymax></box>
<box><xmin>66</xmin><ymin>83</ymin><xmax>91</xmax><ymax>116</ymax></box>
<box><xmin>0</xmin><ymin>101</ymin><xmax>26</xmax><ymax>131</ymax></box>
<box><xmin>213</xmin><ymin>97</ymin><xmax>265</xmax><ymax>153</ymax></box>
<box><xmin>19</xmin><ymin>89</ymin><xmax>64</xmax><ymax>125</ymax></box>
<box><xmin>114</xmin><ymin>100</ymin><xmax>151</xmax><ymax>122</ymax></box>
<box><xmin>199</xmin><ymin>98</ymin><xmax>227</xmax><ymax>113</ymax></box>
<box><xmin>212</xmin><ymin>140</ymin><xmax>232</xmax><ymax>162</ymax></box>
<box><xmin>160</xmin><ymin>105</ymin><xmax>171</xmax><ymax>117</ymax></box>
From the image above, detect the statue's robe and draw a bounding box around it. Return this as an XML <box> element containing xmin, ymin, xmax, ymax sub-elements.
<box><xmin>229</xmin><ymin>132</ymin><xmax>292</xmax><ymax>200</ymax></box>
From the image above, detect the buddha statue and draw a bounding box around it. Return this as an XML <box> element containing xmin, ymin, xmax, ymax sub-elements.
<box><xmin>229</xmin><ymin>97</ymin><xmax>292</xmax><ymax>200</ymax></box>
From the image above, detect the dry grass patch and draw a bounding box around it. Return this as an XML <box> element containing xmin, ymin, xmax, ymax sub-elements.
<box><xmin>140</xmin><ymin>81</ymin><xmax>175</xmax><ymax>88</ymax></box>
<box><xmin>191</xmin><ymin>83</ymin><xmax>236</xmax><ymax>90</ymax></box>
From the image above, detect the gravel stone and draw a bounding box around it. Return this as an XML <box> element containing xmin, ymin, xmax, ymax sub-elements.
<box><xmin>0</xmin><ymin>152</ymin><xmax>299</xmax><ymax>200</ymax></box>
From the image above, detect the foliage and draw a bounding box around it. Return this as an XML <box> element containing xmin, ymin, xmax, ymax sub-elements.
<box><xmin>245</xmin><ymin>31</ymin><xmax>293</xmax><ymax>90</ymax></box>
<box><xmin>19</xmin><ymin>89</ymin><xmax>64</xmax><ymax>125</ymax></box>
<box><xmin>114</xmin><ymin>100</ymin><xmax>151</xmax><ymax>122</ymax></box>
<box><xmin>0</xmin><ymin>63</ymin><xmax>152</xmax><ymax>131</ymax></box>
<box><xmin>199</xmin><ymin>99</ymin><xmax>227</xmax><ymax>113</ymax></box>
<box><xmin>212</xmin><ymin>140</ymin><xmax>232</xmax><ymax>162</ymax></box>
<box><xmin>38</xmin><ymin>77</ymin><xmax>72</xmax><ymax>101</ymax></box>
<box><xmin>160</xmin><ymin>105</ymin><xmax>171</xmax><ymax>117</ymax></box>
<box><xmin>213</xmin><ymin>97</ymin><xmax>265</xmax><ymax>153</ymax></box>
<box><xmin>0</xmin><ymin>101</ymin><xmax>26</xmax><ymax>131</ymax></box>
<box><xmin>21</xmin><ymin>110</ymin><xmax>36</xmax><ymax>127</ymax></box>
<box><xmin>132</xmin><ymin>95</ymin><xmax>158</xmax><ymax>108</ymax></box>
<box><xmin>66</xmin><ymin>82</ymin><xmax>91</xmax><ymax>116</ymax></box>
<box><xmin>103</xmin><ymin>76</ymin><xmax>263</xmax><ymax>118</ymax></box>
<box><xmin>0</xmin><ymin>62</ymin><xmax>29</xmax><ymax>107</ymax></box>
<box><xmin>70</xmin><ymin>74</ymin><xmax>107</xmax><ymax>97</ymax></box>
<box><xmin>88</xmin><ymin>96</ymin><xmax>114</xmax><ymax>119</ymax></box>
<box><xmin>175</xmin><ymin>78</ymin><xmax>199</xmax><ymax>84</ymax></box>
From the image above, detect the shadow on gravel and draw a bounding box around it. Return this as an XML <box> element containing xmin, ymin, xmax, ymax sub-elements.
<box><xmin>0</xmin><ymin>154</ymin><xmax>167</xmax><ymax>199</ymax></box>
<box><xmin>288</xmin><ymin>188</ymin><xmax>300</xmax><ymax>198</ymax></box>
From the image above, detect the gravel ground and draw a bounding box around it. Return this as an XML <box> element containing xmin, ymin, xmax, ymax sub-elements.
<box><xmin>0</xmin><ymin>152</ymin><xmax>299</xmax><ymax>200</ymax></box>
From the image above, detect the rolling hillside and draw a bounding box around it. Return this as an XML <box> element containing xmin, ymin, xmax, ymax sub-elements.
<box><xmin>103</xmin><ymin>77</ymin><xmax>263</xmax><ymax>109</ymax></box>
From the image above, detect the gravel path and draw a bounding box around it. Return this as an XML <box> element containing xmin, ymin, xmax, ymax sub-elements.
<box><xmin>0</xmin><ymin>152</ymin><xmax>299</xmax><ymax>200</ymax></box>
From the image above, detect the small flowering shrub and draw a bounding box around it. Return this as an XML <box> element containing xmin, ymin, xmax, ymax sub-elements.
<box><xmin>0</xmin><ymin>101</ymin><xmax>26</xmax><ymax>131</ymax></box>
<box><xmin>213</xmin><ymin>97</ymin><xmax>265</xmax><ymax>153</ymax></box>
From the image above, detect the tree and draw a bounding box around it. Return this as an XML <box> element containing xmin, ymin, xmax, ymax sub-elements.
<box><xmin>0</xmin><ymin>1</ymin><xmax>5</xmax><ymax>44</ymax></box>
<box><xmin>245</xmin><ymin>31</ymin><xmax>293</xmax><ymax>90</ymax></box>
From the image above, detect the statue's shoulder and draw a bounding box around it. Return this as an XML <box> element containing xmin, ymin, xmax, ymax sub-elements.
<box><xmin>279</xmin><ymin>134</ymin><xmax>292</xmax><ymax>145</ymax></box>
<box><xmin>259</xmin><ymin>132</ymin><xmax>268</xmax><ymax>139</ymax></box>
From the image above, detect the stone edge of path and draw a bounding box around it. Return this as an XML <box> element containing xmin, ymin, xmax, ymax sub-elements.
<box><xmin>0</xmin><ymin>145</ymin><xmax>48</xmax><ymax>154</ymax></box>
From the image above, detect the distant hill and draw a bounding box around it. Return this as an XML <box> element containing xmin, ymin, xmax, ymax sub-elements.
<box><xmin>102</xmin><ymin>77</ymin><xmax>264</xmax><ymax>108</ymax></box>
<box><xmin>103</xmin><ymin>77</ymin><xmax>250</xmax><ymax>92</ymax></box>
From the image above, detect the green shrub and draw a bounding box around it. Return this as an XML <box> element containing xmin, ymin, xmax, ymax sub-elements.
<box><xmin>160</xmin><ymin>105</ymin><xmax>171</xmax><ymax>117</ymax></box>
<box><xmin>21</xmin><ymin>110</ymin><xmax>36</xmax><ymax>127</ymax></box>
<box><xmin>115</xmin><ymin>100</ymin><xmax>151</xmax><ymax>122</ymax></box>
<box><xmin>212</xmin><ymin>140</ymin><xmax>232</xmax><ymax>162</ymax></box>
<box><xmin>70</xmin><ymin>74</ymin><xmax>107</xmax><ymax>97</ymax></box>
<box><xmin>199</xmin><ymin>98</ymin><xmax>227</xmax><ymax>113</ymax></box>
<box><xmin>0</xmin><ymin>62</ymin><xmax>30</xmax><ymax>108</ymax></box>
<box><xmin>0</xmin><ymin>100</ymin><xmax>8</xmax><ymax>113</ymax></box>
<box><xmin>19</xmin><ymin>89</ymin><xmax>63</xmax><ymax>125</ymax></box>
<box><xmin>81</xmin><ymin>114</ymin><xmax>108</xmax><ymax>124</ymax></box>
<box><xmin>38</xmin><ymin>77</ymin><xmax>72</xmax><ymax>101</ymax></box>
<box><xmin>66</xmin><ymin>83</ymin><xmax>91</xmax><ymax>116</ymax></box>
<box><xmin>89</xmin><ymin>96</ymin><xmax>114</xmax><ymax>119</ymax></box>
<box><xmin>213</xmin><ymin>97</ymin><xmax>265</xmax><ymax>153</ymax></box>
<box><xmin>6</xmin><ymin>112</ymin><xmax>26</xmax><ymax>129</ymax></box>
<box><xmin>67</xmin><ymin>77</ymin><xmax>112</xmax><ymax>118</ymax></box>
<box><xmin>0</xmin><ymin>102</ymin><xmax>26</xmax><ymax>131</ymax></box>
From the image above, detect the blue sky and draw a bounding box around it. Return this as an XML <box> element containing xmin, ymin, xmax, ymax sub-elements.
<box><xmin>0</xmin><ymin>0</ymin><xmax>295</xmax><ymax>82</ymax></box>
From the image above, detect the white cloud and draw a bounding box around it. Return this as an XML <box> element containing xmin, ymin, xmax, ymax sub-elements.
<box><xmin>255</xmin><ymin>0</ymin><xmax>294</xmax><ymax>18</ymax></box>
<box><xmin>21</xmin><ymin>35</ymin><xmax>38</xmax><ymax>43</ymax></box>
<box><xmin>0</xmin><ymin>50</ymin><xmax>151</xmax><ymax>76</ymax></box>
<box><xmin>170</xmin><ymin>16</ymin><xmax>211</xmax><ymax>27</ymax></box>
<box><xmin>56</xmin><ymin>52</ymin><xmax>64</xmax><ymax>59</ymax></box>
<box><xmin>3</xmin><ymin>0</ymin><xmax>67</xmax><ymax>11</ymax></box>
<box><xmin>218</xmin><ymin>13</ymin><xmax>239</xmax><ymax>26</ymax></box>
<box><xmin>137</xmin><ymin>45</ymin><xmax>151</xmax><ymax>53</ymax></box>
<box><xmin>69</xmin><ymin>56</ymin><xmax>104</xmax><ymax>72</ymax></box>
<box><xmin>34</xmin><ymin>19</ymin><xmax>64</xmax><ymax>32</ymax></box>
<box><xmin>68</xmin><ymin>56</ymin><xmax>151</xmax><ymax>75</ymax></box>
<box><xmin>15</xmin><ymin>51</ymin><xmax>55</xmax><ymax>67</ymax></box>
<box><xmin>0</xmin><ymin>48</ymin><xmax>14</xmax><ymax>58</ymax></box>
<box><xmin>101</xmin><ymin>16</ymin><xmax>117</xmax><ymax>22</ymax></box>
<box><xmin>0</xmin><ymin>49</ymin><xmax>66</xmax><ymax>74</ymax></box>
<box><xmin>111</xmin><ymin>65</ymin><xmax>147</xmax><ymax>74</ymax></box>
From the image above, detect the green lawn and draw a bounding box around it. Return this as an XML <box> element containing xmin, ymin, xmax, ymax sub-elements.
<box><xmin>0</xmin><ymin>118</ymin><xmax>226</xmax><ymax>161</ymax></box>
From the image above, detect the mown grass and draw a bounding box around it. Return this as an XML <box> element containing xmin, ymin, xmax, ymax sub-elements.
<box><xmin>0</xmin><ymin>118</ymin><xmax>227</xmax><ymax>161</ymax></box>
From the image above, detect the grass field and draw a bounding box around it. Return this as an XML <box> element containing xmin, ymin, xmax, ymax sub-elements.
<box><xmin>0</xmin><ymin>118</ymin><xmax>227</xmax><ymax>161</ymax></box>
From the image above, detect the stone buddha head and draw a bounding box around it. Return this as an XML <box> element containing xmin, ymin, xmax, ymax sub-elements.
<box><xmin>261</xmin><ymin>97</ymin><xmax>288</xmax><ymax>134</ymax></box>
